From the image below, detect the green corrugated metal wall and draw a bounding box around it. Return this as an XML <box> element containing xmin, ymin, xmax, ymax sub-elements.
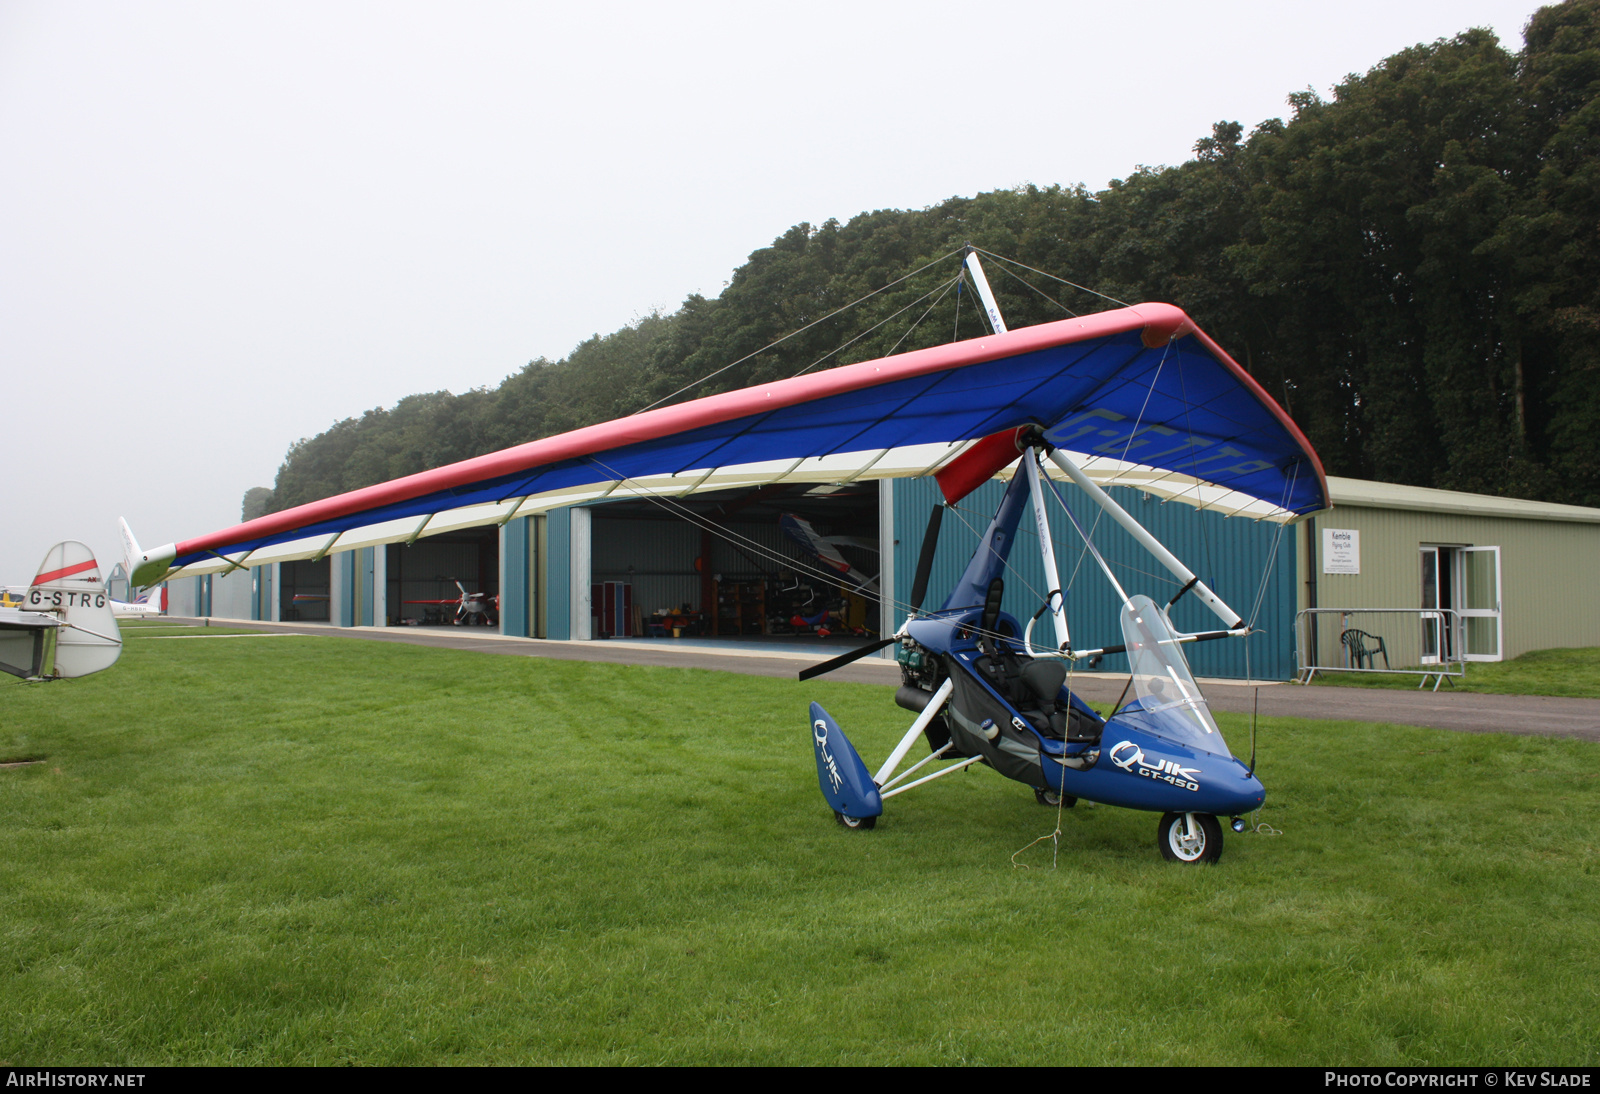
<box><xmin>545</xmin><ymin>508</ymin><xmax>571</xmax><ymax>640</ymax></box>
<box><xmin>503</xmin><ymin>518</ymin><xmax>529</xmax><ymax>636</ymax></box>
<box><xmin>893</xmin><ymin>476</ymin><xmax>1299</xmax><ymax>681</ymax></box>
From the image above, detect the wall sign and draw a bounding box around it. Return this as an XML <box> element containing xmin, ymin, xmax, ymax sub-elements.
<box><xmin>1323</xmin><ymin>528</ymin><xmax>1359</xmax><ymax>574</ymax></box>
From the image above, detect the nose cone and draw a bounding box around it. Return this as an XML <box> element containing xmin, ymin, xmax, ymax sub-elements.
<box><xmin>1220</xmin><ymin>764</ymin><xmax>1265</xmax><ymax>816</ymax></box>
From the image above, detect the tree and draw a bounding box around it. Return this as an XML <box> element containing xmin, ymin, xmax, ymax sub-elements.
<box><xmin>262</xmin><ymin>1</ymin><xmax>1600</xmax><ymax>511</ymax></box>
<box><xmin>240</xmin><ymin>487</ymin><xmax>272</xmax><ymax>523</ymax></box>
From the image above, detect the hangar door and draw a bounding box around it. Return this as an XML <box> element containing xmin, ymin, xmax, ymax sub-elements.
<box><xmin>386</xmin><ymin>527</ymin><xmax>500</xmax><ymax>627</ymax></box>
<box><xmin>586</xmin><ymin>482</ymin><xmax>883</xmax><ymax>644</ymax></box>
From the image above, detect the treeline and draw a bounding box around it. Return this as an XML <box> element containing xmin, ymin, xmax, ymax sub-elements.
<box><xmin>265</xmin><ymin>0</ymin><xmax>1600</xmax><ymax>514</ymax></box>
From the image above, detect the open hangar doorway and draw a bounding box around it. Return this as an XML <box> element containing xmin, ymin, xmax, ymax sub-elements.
<box><xmin>588</xmin><ymin>480</ymin><xmax>883</xmax><ymax>651</ymax></box>
<box><xmin>279</xmin><ymin>558</ymin><xmax>331</xmax><ymax>622</ymax></box>
<box><xmin>386</xmin><ymin>526</ymin><xmax>500</xmax><ymax>627</ymax></box>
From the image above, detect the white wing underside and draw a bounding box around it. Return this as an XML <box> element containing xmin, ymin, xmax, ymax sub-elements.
<box><xmin>159</xmin><ymin>442</ymin><xmax>1301</xmax><ymax>581</ymax></box>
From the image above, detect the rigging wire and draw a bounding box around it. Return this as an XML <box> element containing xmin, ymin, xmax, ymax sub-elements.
<box><xmin>1174</xmin><ymin>341</ymin><xmax>1219</xmax><ymax>616</ymax></box>
<box><xmin>788</xmin><ymin>274</ymin><xmax>962</xmax><ymax>379</ymax></box>
<box><xmin>883</xmin><ymin>277</ymin><xmax>962</xmax><ymax>359</ymax></box>
<box><xmin>972</xmin><ymin>248</ymin><xmax>1132</xmax><ymax>309</ymax></box>
<box><xmin>597</xmin><ymin>246</ymin><xmax>1151</xmax><ymax>646</ymax></box>
<box><xmin>1040</xmin><ymin>473</ymin><xmax>1126</xmax><ymax>603</ymax></box>
<box><xmin>1237</xmin><ymin>464</ymin><xmax>1302</xmax><ymax>687</ymax></box>
<box><xmin>945</xmin><ymin>465</ymin><xmax>1188</xmax><ymax>642</ymax></box>
<box><xmin>952</xmin><ymin>273</ymin><xmax>964</xmax><ymax>343</ymax></box>
<box><xmin>632</xmin><ymin>247</ymin><xmax>965</xmax><ymax>415</ymax></box>
<box><xmin>989</xmin><ymin>261</ymin><xmax>1080</xmax><ymax>319</ymax></box>
<box><xmin>1246</xmin><ymin>465</ymin><xmax>1301</xmax><ymax>635</ymax></box>
<box><xmin>940</xmin><ymin>494</ymin><xmax>1050</xmax><ymax>608</ymax></box>
<box><xmin>1014</xmin><ymin>535</ymin><xmax>1083</xmax><ymax>871</ymax></box>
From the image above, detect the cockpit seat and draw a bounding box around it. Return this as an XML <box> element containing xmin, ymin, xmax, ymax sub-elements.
<box><xmin>972</xmin><ymin>648</ymin><xmax>1101</xmax><ymax>742</ymax></box>
<box><xmin>1014</xmin><ymin>660</ymin><xmax>1065</xmax><ymax>735</ymax></box>
<box><xmin>1021</xmin><ymin>659</ymin><xmax>1066</xmax><ymax>705</ymax></box>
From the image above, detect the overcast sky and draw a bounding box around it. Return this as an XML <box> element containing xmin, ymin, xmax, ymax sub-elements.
<box><xmin>0</xmin><ymin>0</ymin><xmax>1549</xmax><ymax>583</ymax></box>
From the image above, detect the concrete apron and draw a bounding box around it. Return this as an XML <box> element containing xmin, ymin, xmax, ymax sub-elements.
<box><xmin>159</xmin><ymin>617</ymin><xmax>1600</xmax><ymax>742</ymax></box>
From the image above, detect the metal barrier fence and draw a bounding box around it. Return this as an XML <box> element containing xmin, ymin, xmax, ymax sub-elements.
<box><xmin>1295</xmin><ymin>608</ymin><xmax>1466</xmax><ymax>691</ymax></box>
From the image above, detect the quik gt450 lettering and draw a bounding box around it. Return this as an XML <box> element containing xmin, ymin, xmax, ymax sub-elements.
<box><xmin>813</xmin><ymin>719</ymin><xmax>844</xmax><ymax>794</ymax></box>
<box><xmin>1109</xmin><ymin>740</ymin><xmax>1201</xmax><ymax>792</ymax></box>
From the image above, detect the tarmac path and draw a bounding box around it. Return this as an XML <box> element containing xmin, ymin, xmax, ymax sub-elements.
<box><xmin>163</xmin><ymin>617</ymin><xmax>1600</xmax><ymax>743</ymax></box>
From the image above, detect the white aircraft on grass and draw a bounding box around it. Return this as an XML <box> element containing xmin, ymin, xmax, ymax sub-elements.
<box><xmin>0</xmin><ymin>541</ymin><xmax>123</xmax><ymax>681</ymax></box>
<box><xmin>111</xmin><ymin>586</ymin><xmax>166</xmax><ymax>616</ymax></box>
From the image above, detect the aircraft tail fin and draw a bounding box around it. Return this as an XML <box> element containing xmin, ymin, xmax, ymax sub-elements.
<box><xmin>118</xmin><ymin>517</ymin><xmax>142</xmax><ymax>579</ymax></box>
<box><xmin>28</xmin><ymin>541</ymin><xmax>122</xmax><ymax>678</ymax></box>
<box><xmin>810</xmin><ymin>702</ymin><xmax>882</xmax><ymax>823</ymax></box>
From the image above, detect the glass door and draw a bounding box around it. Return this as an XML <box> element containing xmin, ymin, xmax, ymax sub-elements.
<box><xmin>1461</xmin><ymin>546</ymin><xmax>1502</xmax><ymax>661</ymax></box>
<box><xmin>1420</xmin><ymin>547</ymin><xmax>1443</xmax><ymax>662</ymax></box>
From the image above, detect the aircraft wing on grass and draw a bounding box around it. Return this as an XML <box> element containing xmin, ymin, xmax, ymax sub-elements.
<box><xmin>130</xmin><ymin>303</ymin><xmax>1328</xmax><ymax>587</ymax></box>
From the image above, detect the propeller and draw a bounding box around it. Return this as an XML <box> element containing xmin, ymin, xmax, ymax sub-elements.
<box><xmin>796</xmin><ymin>637</ymin><xmax>895</xmax><ymax>682</ymax></box>
<box><xmin>797</xmin><ymin>505</ymin><xmax>943</xmax><ymax>682</ymax></box>
<box><xmin>907</xmin><ymin>504</ymin><xmax>943</xmax><ymax>612</ymax></box>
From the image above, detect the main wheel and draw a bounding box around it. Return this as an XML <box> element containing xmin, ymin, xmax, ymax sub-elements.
<box><xmin>1034</xmin><ymin>787</ymin><xmax>1077</xmax><ymax>808</ymax></box>
<box><xmin>834</xmin><ymin>811</ymin><xmax>877</xmax><ymax>830</ymax></box>
<box><xmin>1158</xmin><ymin>811</ymin><xmax>1223</xmax><ymax>864</ymax></box>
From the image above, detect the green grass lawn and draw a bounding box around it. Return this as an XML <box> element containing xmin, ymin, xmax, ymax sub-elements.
<box><xmin>2</xmin><ymin>634</ymin><xmax>1597</xmax><ymax>1065</ymax></box>
<box><xmin>1306</xmin><ymin>646</ymin><xmax>1600</xmax><ymax>698</ymax></box>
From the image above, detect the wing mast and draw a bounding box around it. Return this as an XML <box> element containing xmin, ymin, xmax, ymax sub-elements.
<box><xmin>964</xmin><ymin>248</ymin><xmax>1009</xmax><ymax>336</ymax></box>
<box><xmin>963</xmin><ymin>252</ymin><xmax>1245</xmax><ymax>639</ymax></box>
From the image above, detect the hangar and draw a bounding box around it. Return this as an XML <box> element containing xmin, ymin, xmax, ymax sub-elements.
<box><xmin>162</xmin><ymin>473</ymin><xmax>1600</xmax><ymax>682</ymax></box>
<box><xmin>147</xmin><ymin>294</ymin><xmax>1598</xmax><ymax>683</ymax></box>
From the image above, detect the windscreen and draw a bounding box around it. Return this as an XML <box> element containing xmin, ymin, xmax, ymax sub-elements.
<box><xmin>1121</xmin><ymin>595</ymin><xmax>1230</xmax><ymax>756</ymax></box>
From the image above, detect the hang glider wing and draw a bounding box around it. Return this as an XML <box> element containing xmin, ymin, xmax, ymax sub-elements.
<box><xmin>131</xmin><ymin>303</ymin><xmax>1328</xmax><ymax>586</ymax></box>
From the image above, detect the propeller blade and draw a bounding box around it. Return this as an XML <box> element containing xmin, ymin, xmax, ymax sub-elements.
<box><xmin>798</xmin><ymin>637</ymin><xmax>895</xmax><ymax>682</ymax></box>
<box><xmin>908</xmin><ymin>505</ymin><xmax>944</xmax><ymax>612</ymax></box>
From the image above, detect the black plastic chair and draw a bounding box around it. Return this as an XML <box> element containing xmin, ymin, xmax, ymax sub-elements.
<box><xmin>1340</xmin><ymin>628</ymin><xmax>1390</xmax><ymax>670</ymax></box>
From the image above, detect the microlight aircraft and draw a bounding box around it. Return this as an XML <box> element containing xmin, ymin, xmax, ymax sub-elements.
<box><xmin>779</xmin><ymin>512</ymin><xmax>879</xmax><ymax>596</ymax></box>
<box><xmin>126</xmin><ymin>251</ymin><xmax>1327</xmax><ymax>862</ymax></box>
<box><xmin>404</xmin><ymin>580</ymin><xmax>498</xmax><ymax>626</ymax></box>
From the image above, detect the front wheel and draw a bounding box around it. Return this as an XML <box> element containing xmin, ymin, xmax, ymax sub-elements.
<box><xmin>1158</xmin><ymin>811</ymin><xmax>1222</xmax><ymax>864</ymax></box>
<box><xmin>834</xmin><ymin>811</ymin><xmax>877</xmax><ymax>830</ymax></box>
<box><xmin>1034</xmin><ymin>787</ymin><xmax>1077</xmax><ymax>808</ymax></box>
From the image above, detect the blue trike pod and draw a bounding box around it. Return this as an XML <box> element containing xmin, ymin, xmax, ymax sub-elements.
<box><xmin>810</xmin><ymin>702</ymin><xmax>883</xmax><ymax>819</ymax></box>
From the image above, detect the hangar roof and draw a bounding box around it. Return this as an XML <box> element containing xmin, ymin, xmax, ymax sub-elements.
<box><xmin>1328</xmin><ymin>477</ymin><xmax>1600</xmax><ymax>524</ymax></box>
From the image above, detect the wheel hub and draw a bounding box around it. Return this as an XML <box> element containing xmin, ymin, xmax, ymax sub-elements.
<box><xmin>1171</xmin><ymin>818</ymin><xmax>1204</xmax><ymax>859</ymax></box>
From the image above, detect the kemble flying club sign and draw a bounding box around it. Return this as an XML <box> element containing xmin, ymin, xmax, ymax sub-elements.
<box><xmin>1323</xmin><ymin>528</ymin><xmax>1360</xmax><ymax>574</ymax></box>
